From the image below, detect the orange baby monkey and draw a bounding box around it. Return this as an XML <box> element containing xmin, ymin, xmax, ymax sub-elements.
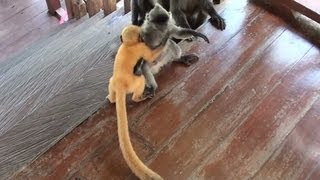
<box><xmin>107</xmin><ymin>25</ymin><xmax>163</xmax><ymax>180</ymax></box>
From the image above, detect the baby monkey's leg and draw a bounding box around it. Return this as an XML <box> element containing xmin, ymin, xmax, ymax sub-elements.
<box><xmin>132</xmin><ymin>76</ymin><xmax>147</xmax><ymax>102</ymax></box>
<box><xmin>107</xmin><ymin>78</ymin><xmax>116</xmax><ymax>103</ymax></box>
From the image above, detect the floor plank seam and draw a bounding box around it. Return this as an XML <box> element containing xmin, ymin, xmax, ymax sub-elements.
<box><xmin>7</xmin><ymin>101</ymin><xmax>105</xmax><ymax>178</ymax></box>
<box><xmin>228</xmin><ymin>28</ymin><xmax>287</xmax><ymax>86</ymax></box>
<box><xmin>1</xmin><ymin>8</ymin><xmax>52</xmax><ymax>49</ymax></box>
<box><xmin>190</xmin><ymin>41</ymin><xmax>316</xmax><ymax>178</ymax></box>
<box><xmin>0</xmin><ymin>0</ymin><xmax>42</xmax><ymax>24</ymax></box>
<box><xmin>65</xmin><ymin>135</ymin><xmax>118</xmax><ymax>179</ymax></box>
<box><xmin>306</xmin><ymin>160</ymin><xmax>320</xmax><ymax>180</ymax></box>
<box><xmin>131</xmin><ymin>85</ymin><xmax>176</xmax><ymax>128</ymax></box>
<box><xmin>129</xmin><ymin>129</ymin><xmax>157</xmax><ymax>153</ymax></box>
<box><xmin>189</xmin><ymin>79</ymin><xmax>280</xmax><ymax>177</ymax></box>
<box><xmin>87</xmin><ymin>136</ymin><xmax>119</xmax><ymax>175</ymax></box>
<box><xmin>249</xmin><ymin>93</ymin><xmax>320</xmax><ymax>180</ymax></box>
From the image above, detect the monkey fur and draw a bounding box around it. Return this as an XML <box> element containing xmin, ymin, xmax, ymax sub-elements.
<box><xmin>131</xmin><ymin>0</ymin><xmax>156</xmax><ymax>26</ymax></box>
<box><xmin>131</xmin><ymin>0</ymin><xmax>226</xmax><ymax>30</ymax></box>
<box><xmin>163</xmin><ymin>0</ymin><xmax>226</xmax><ymax>30</ymax></box>
<box><xmin>107</xmin><ymin>25</ymin><xmax>163</xmax><ymax>180</ymax></box>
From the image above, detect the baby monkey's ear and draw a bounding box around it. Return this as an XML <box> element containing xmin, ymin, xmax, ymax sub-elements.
<box><xmin>120</xmin><ymin>35</ymin><xmax>123</xmax><ymax>43</ymax></box>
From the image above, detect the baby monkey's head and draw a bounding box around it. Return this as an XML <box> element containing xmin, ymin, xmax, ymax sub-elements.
<box><xmin>120</xmin><ymin>25</ymin><xmax>142</xmax><ymax>45</ymax></box>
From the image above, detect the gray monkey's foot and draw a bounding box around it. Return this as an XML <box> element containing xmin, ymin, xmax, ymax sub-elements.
<box><xmin>209</xmin><ymin>15</ymin><xmax>226</xmax><ymax>30</ymax></box>
<box><xmin>178</xmin><ymin>54</ymin><xmax>199</xmax><ymax>66</ymax></box>
<box><xmin>143</xmin><ymin>86</ymin><xmax>155</xmax><ymax>99</ymax></box>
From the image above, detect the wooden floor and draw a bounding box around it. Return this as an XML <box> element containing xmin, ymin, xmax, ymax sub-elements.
<box><xmin>2</xmin><ymin>0</ymin><xmax>320</xmax><ymax>179</ymax></box>
<box><xmin>0</xmin><ymin>0</ymin><xmax>64</xmax><ymax>63</ymax></box>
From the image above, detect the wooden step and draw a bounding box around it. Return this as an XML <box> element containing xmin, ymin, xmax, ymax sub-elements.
<box><xmin>1</xmin><ymin>7</ymin><xmax>124</xmax><ymax>75</ymax></box>
<box><xmin>0</xmin><ymin>8</ymin><xmax>129</xmax><ymax>179</ymax></box>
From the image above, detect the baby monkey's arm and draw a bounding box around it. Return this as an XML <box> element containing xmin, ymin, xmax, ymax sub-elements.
<box><xmin>140</xmin><ymin>44</ymin><xmax>164</xmax><ymax>63</ymax></box>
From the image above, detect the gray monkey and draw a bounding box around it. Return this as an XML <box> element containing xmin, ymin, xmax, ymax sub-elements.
<box><xmin>135</xmin><ymin>4</ymin><xmax>210</xmax><ymax>97</ymax></box>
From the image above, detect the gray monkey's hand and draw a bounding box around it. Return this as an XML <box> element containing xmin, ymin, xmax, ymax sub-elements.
<box><xmin>143</xmin><ymin>85</ymin><xmax>155</xmax><ymax>99</ymax></box>
<box><xmin>194</xmin><ymin>32</ymin><xmax>210</xmax><ymax>43</ymax></box>
<box><xmin>178</xmin><ymin>54</ymin><xmax>199</xmax><ymax>66</ymax></box>
<box><xmin>209</xmin><ymin>15</ymin><xmax>226</xmax><ymax>30</ymax></box>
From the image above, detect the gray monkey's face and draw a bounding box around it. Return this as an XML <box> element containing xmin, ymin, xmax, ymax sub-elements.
<box><xmin>141</xmin><ymin>27</ymin><xmax>166</xmax><ymax>49</ymax></box>
<box><xmin>140</xmin><ymin>3</ymin><xmax>171</xmax><ymax>49</ymax></box>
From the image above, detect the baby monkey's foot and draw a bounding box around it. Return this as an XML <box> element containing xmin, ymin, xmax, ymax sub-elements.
<box><xmin>132</xmin><ymin>95</ymin><xmax>147</xmax><ymax>102</ymax></box>
<box><xmin>106</xmin><ymin>95</ymin><xmax>115</xmax><ymax>103</ymax></box>
<box><xmin>178</xmin><ymin>54</ymin><xmax>199</xmax><ymax>66</ymax></box>
<box><xmin>143</xmin><ymin>86</ymin><xmax>155</xmax><ymax>99</ymax></box>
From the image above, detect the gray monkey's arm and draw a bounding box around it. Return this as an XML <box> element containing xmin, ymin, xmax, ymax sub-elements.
<box><xmin>200</xmin><ymin>0</ymin><xmax>226</xmax><ymax>30</ymax></box>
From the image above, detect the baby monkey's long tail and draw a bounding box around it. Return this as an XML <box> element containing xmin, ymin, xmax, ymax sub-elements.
<box><xmin>116</xmin><ymin>91</ymin><xmax>163</xmax><ymax>180</ymax></box>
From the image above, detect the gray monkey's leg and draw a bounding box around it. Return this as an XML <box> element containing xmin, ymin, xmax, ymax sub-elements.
<box><xmin>143</xmin><ymin>62</ymin><xmax>158</xmax><ymax>89</ymax></box>
<box><xmin>166</xmin><ymin>39</ymin><xmax>199</xmax><ymax>66</ymax></box>
<box><xmin>142</xmin><ymin>62</ymin><xmax>157</xmax><ymax>98</ymax></box>
<box><xmin>143</xmin><ymin>40</ymin><xmax>180</xmax><ymax>97</ymax></box>
<box><xmin>177</xmin><ymin>54</ymin><xmax>199</xmax><ymax>65</ymax></box>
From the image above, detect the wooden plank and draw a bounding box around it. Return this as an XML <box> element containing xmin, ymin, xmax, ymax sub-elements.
<box><xmin>87</xmin><ymin>0</ymin><xmax>103</xmax><ymax>17</ymax></box>
<box><xmin>0</xmin><ymin>0</ymin><xmax>50</xmax><ymax>50</ymax></box>
<box><xmin>103</xmin><ymin>0</ymin><xmax>117</xmax><ymax>16</ymax></box>
<box><xmin>124</xmin><ymin>0</ymin><xmax>131</xmax><ymax>14</ymax></box>
<box><xmin>0</xmin><ymin>7</ymin><xmax>122</xmax><ymax>74</ymax></box>
<box><xmin>72</xmin><ymin>0</ymin><xmax>87</xmax><ymax>19</ymax></box>
<box><xmin>65</xmin><ymin>0</ymin><xmax>74</xmax><ymax>19</ymax></box>
<box><xmin>0</xmin><ymin>0</ymin><xmax>41</xmax><ymax>24</ymax></box>
<box><xmin>15</xmin><ymin>109</ymin><xmax>154</xmax><ymax>179</ymax></box>
<box><xmin>0</xmin><ymin>15</ymin><xmax>59</xmax><ymax>63</ymax></box>
<box><xmin>0</xmin><ymin>10</ymin><xmax>130</xmax><ymax>179</ymax></box>
<box><xmin>253</xmin><ymin>87</ymin><xmax>320</xmax><ymax>179</ymax></box>
<box><xmin>278</xmin><ymin>0</ymin><xmax>320</xmax><ymax>23</ymax></box>
<box><xmin>308</xmin><ymin>163</ymin><xmax>320</xmax><ymax>180</ymax></box>
<box><xmin>73</xmin><ymin>133</ymin><xmax>154</xmax><ymax>179</ymax></box>
<box><xmin>191</xmin><ymin>44</ymin><xmax>318</xmax><ymax>179</ymax></box>
<box><xmin>295</xmin><ymin>0</ymin><xmax>320</xmax><ymax>15</ymax></box>
<box><xmin>45</xmin><ymin>0</ymin><xmax>61</xmax><ymax>15</ymax></box>
<box><xmin>15</xmin><ymin>114</ymin><xmax>118</xmax><ymax>179</ymax></box>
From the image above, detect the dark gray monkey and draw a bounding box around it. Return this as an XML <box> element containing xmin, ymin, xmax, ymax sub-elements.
<box><xmin>159</xmin><ymin>0</ymin><xmax>226</xmax><ymax>30</ymax></box>
<box><xmin>131</xmin><ymin>0</ymin><xmax>226</xmax><ymax>30</ymax></box>
<box><xmin>131</xmin><ymin>0</ymin><xmax>156</xmax><ymax>25</ymax></box>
